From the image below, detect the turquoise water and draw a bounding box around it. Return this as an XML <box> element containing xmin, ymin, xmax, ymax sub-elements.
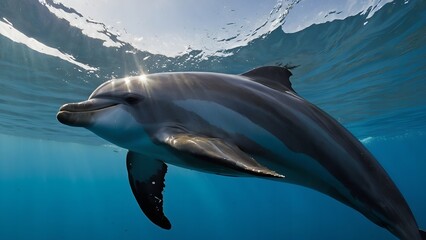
<box><xmin>1</xmin><ymin>0</ymin><xmax>425</xmax><ymax>239</ymax></box>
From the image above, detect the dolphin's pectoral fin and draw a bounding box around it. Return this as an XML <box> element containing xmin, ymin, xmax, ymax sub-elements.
<box><xmin>241</xmin><ymin>66</ymin><xmax>296</xmax><ymax>93</ymax></box>
<box><xmin>156</xmin><ymin>131</ymin><xmax>284</xmax><ymax>178</ymax></box>
<box><xmin>126</xmin><ymin>151</ymin><xmax>171</xmax><ymax>230</ymax></box>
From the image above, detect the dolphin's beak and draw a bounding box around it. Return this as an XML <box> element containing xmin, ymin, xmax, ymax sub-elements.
<box><xmin>57</xmin><ymin>98</ymin><xmax>118</xmax><ymax>127</ymax></box>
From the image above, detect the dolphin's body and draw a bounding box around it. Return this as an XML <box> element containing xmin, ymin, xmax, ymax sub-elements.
<box><xmin>57</xmin><ymin>66</ymin><xmax>424</xmax><ymax>239</ymax></box>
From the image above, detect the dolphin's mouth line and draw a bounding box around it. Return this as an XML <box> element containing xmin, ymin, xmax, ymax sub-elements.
<box><xmin>58</xmin><ymin>98</ymin><xmax>119</xmax><ymax>113</ymax></box>
<box><xmin>59</xmin><ymin>103</ymin><xmax>119</xmax><ymax>113</ymax></box>
<box><xmin>56</xmin><ymin>100</ymin><xmax>120</xmax><ymax>127</ymax></box>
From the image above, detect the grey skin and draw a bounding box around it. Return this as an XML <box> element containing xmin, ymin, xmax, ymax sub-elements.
<box><xmin>57</xmin><ymin>66</ymin><xmax>425</xmax><ymax>239</ymax></box>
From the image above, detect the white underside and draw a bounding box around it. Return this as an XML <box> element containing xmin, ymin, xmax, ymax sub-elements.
<box><xmin>90</xmin><ymin>101</ymin><xmax>352</xmax><ymax>203</ymax></box>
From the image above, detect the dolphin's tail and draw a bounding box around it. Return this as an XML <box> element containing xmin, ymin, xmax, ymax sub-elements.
<box><xmin>420</xmin><ymin>229</ymin><xmax>426</xmax><ymax>240</ymax></box>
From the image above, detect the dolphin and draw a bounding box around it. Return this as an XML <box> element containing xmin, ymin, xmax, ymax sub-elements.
<box><xmin>57</xmin><ymin>66</ymin><xmax>425</xmax><ymax>239</ymax></box>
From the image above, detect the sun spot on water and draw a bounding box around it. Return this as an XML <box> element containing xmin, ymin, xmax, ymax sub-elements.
<box><xmin>124</xmin><ymin>77</ymin><xmax>131</xmax><ymax>92</ymax></box>
<box><xmin>138</xmin><ymin>74</ymin><xmax>147</xmax><ymax>83</ymax></box>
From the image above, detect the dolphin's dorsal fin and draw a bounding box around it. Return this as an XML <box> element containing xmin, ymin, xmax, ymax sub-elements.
<box><xmin>126</xmin><ymin>151</ymin><xmax>171</xmax><ymax>229</ymax></box>
<box><xmin>241</xmin><ymin>66</ymin><xmax>296</xmax><ymax>93</ymax></box>
<box><xmin>156</xmin><ymin>130</ymin><xmax>284</xmax><ymax>178</ymax></box>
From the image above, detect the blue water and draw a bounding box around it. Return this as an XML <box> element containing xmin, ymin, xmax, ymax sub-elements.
<box><xmin>0</xmin><ymin>0</ymin><xmax>425</xmax><ymax>239</ymax></box>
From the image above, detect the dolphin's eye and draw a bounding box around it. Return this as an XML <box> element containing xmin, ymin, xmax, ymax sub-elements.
<box><xmin>124</xmin><ymin>95</ymin><xmax>142</xmax><ymax>105</ymax></box>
